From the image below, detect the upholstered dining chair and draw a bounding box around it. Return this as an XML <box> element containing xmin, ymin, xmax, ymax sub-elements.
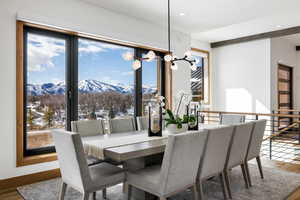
<box><xmin>136</xmin><ymin>116</ymin><xmax>148</xmax><ymax>131</ymax></box>
<box><xmin>223</xmin><ymin>122</ymin><xmax>255</xmax><ymax>198</ymax></box>
<box><xmin>126</xmin><ymin>131</ymin><xmax>208</xmax><ymax>200</ymax></box>
<box><xmin>52</xmin><ymin>130</ymin><xmax>126</xmax><ymax>200</ymax></box>
<box><xmin>71</xmin><ymin>120</ymin><xmax>105</xmax><ymax>166</ymax></box>
<box><xmin>244</xmin><ymin>119</ymin><xmax>267</xmax><ymax>187</ymax></box>
<box><xmin>109</xmin><ymin>117</ymin><xmax>136</xmax><ymax>133</ymax></box>
<box><xmin>71</xmin><ymin>119</ymin><xmax>105</xmax><ymax>137</ymax></box>
<box><xmin>220</xmin><ymin>114</ymin><xmax>245</xmax><ymax>125</ymax></box>
<box><xmin>197</xmin><ymin>126</ymin><xmax>235</xmax><ymax>200</ymax></box>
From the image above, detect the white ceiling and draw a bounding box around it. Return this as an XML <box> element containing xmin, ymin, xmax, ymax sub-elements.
<box><xmin>82</xmin><ymin>0</ymin><xmax>300</xmax><ymax>42</ymax></box>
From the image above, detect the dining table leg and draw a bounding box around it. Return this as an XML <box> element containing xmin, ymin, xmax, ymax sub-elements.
<box><xmin>123</xmin><ymin>154</ymin><xmax>164</xmax><ymax>200</ymax></box>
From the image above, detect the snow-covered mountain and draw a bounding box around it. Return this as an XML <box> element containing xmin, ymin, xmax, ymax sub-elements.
<box><xmin>27</xmin><ymin>79</ymin><xmax>157</xmax><ymax>96</ymax></box>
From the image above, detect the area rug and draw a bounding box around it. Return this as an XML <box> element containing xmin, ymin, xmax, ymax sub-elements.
<box><xmin>17</xmin><ymin>164</ymin><xmax>300</xmax><ymax>200</ymax></box>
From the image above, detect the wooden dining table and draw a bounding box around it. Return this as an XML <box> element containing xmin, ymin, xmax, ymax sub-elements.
<box><xmin>82</xmin><ymin>123</ymin><xmax>224</xmax><ymax>200</ymax></box>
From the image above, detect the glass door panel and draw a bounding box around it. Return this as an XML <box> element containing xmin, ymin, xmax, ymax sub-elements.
<box><xmin>26</xmin><ymin>32</ymin><xmax>67</xmax><ymax>150</ymax></box>
<box><xmin>141</xmin><ymin>54</ymin><xmax>159</xmax><ymax>116</ymax></box>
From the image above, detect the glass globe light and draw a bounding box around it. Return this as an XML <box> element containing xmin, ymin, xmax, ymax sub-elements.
<box><xmin>170</xmin><ymin>63</ymin><xmax>178</xmax><ymax>70</ymax></box>
<box><xmin>164</xmin><ymin>54</ymin><xmax>172</xmax><ymax>62</ymax></box>
<box><xmin>122</xmin><ymin>51</ymin><xmax>134</xmax><ymax>61</ymax></box>
<box><xmin>190</xmin><ymin>63</ymin><xmax>197</xmax><ymax>71</ymax></box>
<box><xmin>146</xmin><ymin>50</ymin><xmax>156</xmax><ymax>62</ymax></box>
<box><xmin>184</xmin><ymin>50</ymin><xmax>192</xmax><ymax>58</ymax></box>
<box><xmin>132</xmin><ymin>60</ymin><xmax>141</xmax><ymax>70</ymax></box>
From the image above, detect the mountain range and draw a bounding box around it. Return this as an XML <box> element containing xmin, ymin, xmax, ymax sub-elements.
<box><xmin>27</xmin><ymin>79</ymin><xmax>156</xmax><ymax>96</ymax></box>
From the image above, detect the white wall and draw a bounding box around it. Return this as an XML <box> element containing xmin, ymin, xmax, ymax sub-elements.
<box><xmin>0</xmin><ymin>0</ymin><xmax>203</xmax><ymax>179</ymax></box>
<box><xmin>270</xmin><ymin>37</ymin><xmax>298</xmax><ymax>109</ymax></box>
<box><xmin>211</xmin><ymin>39</ymin><xmax>272</xmax><ymax>113</ymax></box>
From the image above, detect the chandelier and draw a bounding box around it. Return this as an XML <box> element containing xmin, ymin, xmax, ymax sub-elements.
<box><xmin>125</xmin><ymin>0</ymin><xmax>197</xmax><ymax>71</ymax></box>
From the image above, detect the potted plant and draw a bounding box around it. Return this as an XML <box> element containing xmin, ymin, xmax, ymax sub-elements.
<box><xmin>165</xmin><ymin>109</ymin><xmax>190</xmax><ymax>134</ymax></box>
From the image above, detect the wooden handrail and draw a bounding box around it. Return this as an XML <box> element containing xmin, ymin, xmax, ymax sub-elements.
<box><xmin>201</xmin><ymin>110</ymin><xmax>300</xmax><ymax>118</ymax></box>
<box><xmin>276</xmin><ymin>109</ymin><xmax>300</xmax><ymax>112</ymax></box>
<box><xmin>262</xmin><ymin>121</ymin><xmax>300</xmax><ymax>141</ymax></box>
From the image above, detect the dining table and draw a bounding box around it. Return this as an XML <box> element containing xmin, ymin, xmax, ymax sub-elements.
<box><xmin>82</xmin><ymin>123</ymin><xmax>225</xmax><ymax>200</ymax></box>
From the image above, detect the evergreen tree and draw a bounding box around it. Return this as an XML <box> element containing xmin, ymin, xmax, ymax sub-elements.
<box><xmin>27</xmin><ymin>108</ymin><xmax>35</xmax><ymax>130</ymax></box>
<box><xmin>43</xmin><ymin>106</ymin><xmax>54</xmax><ymax>128</ymax></box>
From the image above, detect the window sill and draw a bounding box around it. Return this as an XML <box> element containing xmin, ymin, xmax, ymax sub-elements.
<box><xmin>17</xmin><ymin>153</ymin><xmax>57</xmax><ymax>167</ymax></box>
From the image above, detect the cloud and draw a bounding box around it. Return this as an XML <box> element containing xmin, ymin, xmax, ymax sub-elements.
<box><xmin>102</xmin><ymin>76</ymin><xmax>120</xmax><ymax>85</ymax></box>
<box><xmin>121</xmin><ymin>71</ymin><xmax>134</xmax><ymax>76</ymax></box>
<box><xmin>78</xmin><ymin>45</ymin><xmax>104</xmax><ymax>53</ymax></box>
<box><xmin>78</xmin><ymin>39</ymin><xmax>130</xmax><ymax>54</ymax></box>
<box><xmin>28</xmin><ymin>34</ymin><xmax>65</xmax><ymax>72</ymax></box>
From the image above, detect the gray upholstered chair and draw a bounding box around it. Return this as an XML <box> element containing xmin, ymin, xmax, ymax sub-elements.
<box><xmin>52</xmin><ymin>130</ymin><xmax>125</xmax><ymax>200</ymax></box>
<box><xmin>109</xmin><ymin>117</ymin><xmax>136</xmax><ymax>133</ymax></box>
<box><xmin>126</xmin><ymin>131</ymin><xmax>208</xmax><ymax>200</ymax></box>
<box><xmin>244</xmin><ymin>119</ymin><xmax>267</xmax><ymax>187</ymax></box>
<box><xmin>220</xmin><ymin>114</ymin><xmax>245</xmax><ymax>125</ymax></box>
<box><xmin>197</xmin><ymin>126</ymin><xmax>235</xmax><ymax>200</ymax></box>
<box><xmin>223</xmin><ymin>122</ymin><xmax>255</xmax><ymax>198</ymax></box>
<box><xmin>136</xmin><ymin>116</ymin><xmax>148</xmax><ymax>131</ymax></box>
<box><xmin>71</xmin><ymin>120</ymin><xmax>105</xmax><ymax>137</ymax></box>
<box><xmin>71</xmin><ymin>120</ymin><xmax>105</xmax><ymax>166</ymax></box>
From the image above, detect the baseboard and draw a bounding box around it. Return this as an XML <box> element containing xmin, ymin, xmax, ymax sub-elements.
<box><xmin>0</xmin><ymin>168</ymin><xmax>61</xmax><ymax>191</ymax></box>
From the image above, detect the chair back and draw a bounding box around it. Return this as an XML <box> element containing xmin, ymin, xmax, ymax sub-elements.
<box><xmin>220</xmin><ymin>114</ymin><xmax>245</xmax><ymax>125</ymax></box>
<box><xmin>136</xmin><ymin>116</ymin><xmax>148</xmax><ymax>131</ymax></box>
<box><xmin>199</xmin><ymin>126</ymin><xmax>234</xmax><ymax>179</ymax></box>
<box><xmin>71</xmin><ymin>120</ymin><xmax>104</xmax><ymax>137</ymax></box>
<box><xmin>109</xmin><ymin>117</ymin><xmax>136</xmax><ymax>133</ymax></box>
<box><xmin>246</xmin><ymin>119</ymin><xmax>267</xmax><ymax>160</ymax></box>
<box><xmin>52</xmin><ymin>130</ymin><xmax>91</xmax><ymax>192</ymax></box>
<box><xmin>160</xmin><ymin>131</ymin><xmax>208</xmax><ymax>195</ymax></box>
<box><xmin>225</xmin><ymin>122</ymin><xmax>254</xmax><ymax>169</ymax></box>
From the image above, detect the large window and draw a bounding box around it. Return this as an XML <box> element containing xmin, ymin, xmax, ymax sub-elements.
<box><xmin>18</xmin><ymin>22</ymin><xmax>166</xmax><ymax>161</ymax></box>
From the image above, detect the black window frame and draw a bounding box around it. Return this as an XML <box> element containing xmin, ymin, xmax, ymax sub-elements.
<box><xmin>23</xmin><ymin>26</ymin><xmax>166</xmax><ymax>156</ymax></box>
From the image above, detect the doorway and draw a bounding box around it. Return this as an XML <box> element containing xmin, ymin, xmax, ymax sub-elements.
<box><xmin>277</xmin><ymin>64</ymin><xmax>293</xmax><ymax>128</ymax></box>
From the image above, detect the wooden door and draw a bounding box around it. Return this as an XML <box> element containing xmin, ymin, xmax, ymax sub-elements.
<box><xmin>278</xmin><ymin>64</ymin><xmax>293</xmax><ymax>128</ymax></box>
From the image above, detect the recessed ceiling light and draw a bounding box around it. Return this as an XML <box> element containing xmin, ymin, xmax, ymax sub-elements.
<box><xmin>179</xmin><ymin>13</ymin><xmax>185</xmax><ymax>16</ymax></box>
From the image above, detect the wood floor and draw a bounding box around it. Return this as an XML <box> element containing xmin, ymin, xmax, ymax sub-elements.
<box><xmin>1</xmin><ymin>160</ymin><xmax>300</xmax><ymax>200</ymax></box>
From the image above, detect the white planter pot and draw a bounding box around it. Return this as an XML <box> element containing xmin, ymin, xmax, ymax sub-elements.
<box><xmin>166</xmin><ymin>123</ymin><xmax>188</xmax><ymax>134</ymax></box>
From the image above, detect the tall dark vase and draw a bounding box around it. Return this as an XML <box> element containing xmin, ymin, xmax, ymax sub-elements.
<box><xmin>148</xmin><ymin>106</ymin><xmax>162</xmax><ymax>137</ymax></box>
<box><xmin>188</xmin><ymin>105</ymin><xmax>199</xmax><ymax>131</ymax></box>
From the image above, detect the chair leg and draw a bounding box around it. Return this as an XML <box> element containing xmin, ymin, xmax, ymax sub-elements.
<box><xmin>224</xmin><ymin>170</ymin><xmax>232</xmax><ymax>199</ymax></box>
<box><xmin>245</xmin><ymin>161</ymin><xmax>252</xmax><ymax>187</ymax></box>
<box><xmin>127</xmin><ymin>184</ymin><xmax>132</xmax><ymax>200</ymax></box>
<box><xmin>59</xmin><ymin>182</ymin><xmax>67</xmax><ymax>200</ymax></box>
<box><xmin>241</xmin><ymin>164</ymin><xmax>249</xmax><ymax>188</ymax></box>
<box><xmin>102</xmin><ymin>188</ymin><xmax>107</xmax><ymax>200</ymax></box>
<box><xmin>219</xmin><ymin>172</ymin><xmax>228</xmax><ymax>200</ymax></box>
<box><xmin>256</xmin><ymin>156</ymin><xmax>264</xmax><ymax>179</ymax></box>
<box><xmin>197</xmin><ymin>180</ymin><xmax>205</xmax><ymax>200</ymax></box>
<box><xmin>82</xmin><ymin>193</ymin><xmax>90</xmax><ymax>200</ymax></box>
<box><xmin>191</xmin><ymin>184</ymin><xmax>199</xmax><ymax>200</ymax></box>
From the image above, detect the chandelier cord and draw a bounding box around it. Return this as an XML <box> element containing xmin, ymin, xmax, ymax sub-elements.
<box><xmin>168</xmin><ymin>0</ymin><xmax>171</xmax><ymax>53</ymax></box>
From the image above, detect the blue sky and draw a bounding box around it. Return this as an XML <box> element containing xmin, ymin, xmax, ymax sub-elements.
<box><xmin>27</xmin><ymin>34</ymin><xmax>157</xmax><ymax>87</ymax></box>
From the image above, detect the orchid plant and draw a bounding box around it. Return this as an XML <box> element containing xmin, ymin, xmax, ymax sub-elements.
<box><xmin>164</xmin><ymin>91</ymin><xmax>197</xmax><ymax>129</ymax></box>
